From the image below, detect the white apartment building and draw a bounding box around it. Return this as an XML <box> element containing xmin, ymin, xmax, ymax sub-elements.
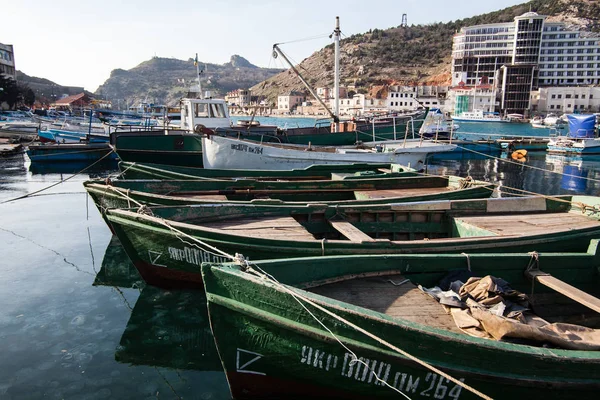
<box><xmin>277</xmin><ymin>91</ymin><xmax>306</xmax><ymax>111</ymax></box>
<box><xmin>535</xmin><ymin>86</ymin><xmax>600</xmax><ymax>113</ymax></box>
<box><xmin>451</xmin><ymin>12</ymin><xmax>600</xmax><ymax>115</ymax></box>
<box><xmin>0</xmin><ymin>43</ymin><xmax>16</xmax><ymax>79</ymax></box>
<box><xmin>225</xmin><ymin>89</ymin><xmax>251</xmax><ymax>106</ymax></box>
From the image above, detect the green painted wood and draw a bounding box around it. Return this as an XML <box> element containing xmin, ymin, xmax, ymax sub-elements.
<box><xmin>201</xmin><ymin>245</ymin><xmax>600</xmax><ymax>399</ymax></box>
<box><xmin>104</xmin><ymin>196</ymin><xmax>600</xmax><ymax>289</ymax></box>
<box><xmin>118</xmin><ymin>161</ymin><xmax>417</xmax><ymax>180</ymax></box>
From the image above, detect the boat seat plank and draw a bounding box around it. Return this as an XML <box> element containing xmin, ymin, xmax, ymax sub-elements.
<box><xmin>201</xmin><ymin>216</ymin><xmax>316</xmax><ymax>241</ymax></box>
<box><xmin>455</xmin><ymin>213</ymin><xmax>600</xmax><ymax>236</ymax></box>
<box><xmin>328</xmin><ymin>219</ymin><xmax>376</xmax><ymax>242</ymax></box>
<box><xmin>354</xmin><ymin>187</ymin><xmax>452</xmax><ymax>199</ymax></box>
<box><xmin>527</xmin><ymin>270</ymin><xmax>600</xmax><ymax>314</ymax></box>
<box><xmin>185</xmin><ymin>194</ymin><xmax>229</xmax><ymax>201</ymax></box>
<box><xmin>309</xmin><ymin>275</ymin><xmax>461</xmax><ymax>333</ymax></box>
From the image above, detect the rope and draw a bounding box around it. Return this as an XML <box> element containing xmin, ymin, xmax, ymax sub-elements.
<box><xmin>321</xmin><ymin>238</ymin><xmax>326</xmax><ymax>256</ymax></box>
<box><xmin>128</xmin><ymin>208</ymin><xmax>490</xmax><ymax>399</ymax></box>
<box><xmin>275</xmin><ymin>33</ymin><xmax>331</xmax><ymax>45</ymax></box>
<box><xmin>27</xmin><ymin>147</ymin><xmax>113</xmax><ymax>158</ymax></box>
<box><xmin>247</xmin><ymin>262</ymin><xmax>412</xmax><ymax>399</ymax></box>
<box><xmin>1</xmin><ymin>149</ymin><xmax>116</xmax><ymax>204</ymax></box>
<box><xmin>454</xmin><ymin>144</ymin><xmax>600</xmax><ymax>184</ymax></box>
<box><xmin>243</xmin><ymin>261</ymin><xmax>491</xmax><ymax>400</ymax></box>
<box><xmin>526</xmin><ymin>251</ymin><xmax>541</xmax><ymax>297</ymax></box>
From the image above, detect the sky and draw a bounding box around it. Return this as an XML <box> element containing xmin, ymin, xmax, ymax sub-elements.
<box><xmin>1</xmin><ymin>0</ymin><xmax>528</xmax><ymax>92</ymax></box>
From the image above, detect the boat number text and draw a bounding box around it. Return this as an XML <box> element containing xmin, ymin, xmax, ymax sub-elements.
<box><xmin>230</xmin><ymin>143</ymin><xmax>264</xmax><ymax>155</ymax></box>
<box><xmin>167</xmin><ymin>245</ymin><xmax>229</xmax><ymax>265</ymax></box>
<box><xmin>300</xmin><ymin>345</ymin><xmax>464</xmax><ymax>399</ymax></box>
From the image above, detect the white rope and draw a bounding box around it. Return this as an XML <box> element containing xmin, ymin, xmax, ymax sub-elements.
<box><xmin>243</xmin><ymin>261</ymin><xmax>491</xmax><ymax>400</ymax></box>
<box><xmin>244</xmin><ymin>263</ymin><xmax>412</xmax><ymax>399</ymax></box>
<box><xmin>123</xmin><ymin>207</ymin><xmax>489</xmax><ymax>398</ymax></box>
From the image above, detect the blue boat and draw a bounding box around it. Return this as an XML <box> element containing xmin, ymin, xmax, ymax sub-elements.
<box><xmin>38</xmin><ymin>128</ymin><xmax>109</xmax><ymax>144</ymax></box>
<box><xmin>26</xmin><ymin>143</ymin><xmax>117</xmax><ymax>162</ymax></box>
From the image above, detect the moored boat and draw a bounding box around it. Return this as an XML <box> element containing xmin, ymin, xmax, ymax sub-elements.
<box><xmin>116</xmin><ymin>161</ymin><xmax>413</xmax><ymax>180</ymax></box>
<box><xmin>202</xmin><ymin>244</ymin><xmax>600</xmax><ymax>399</ymax></box>
<box><xmin>105</xmin><ymin>196</ymin><xmax>600</xmax><ymax>289</ymax></box>
<box><xmin>84</xmin><ymin>174</ymin><xmax>493</xmax><ymax>229</ymax></box>
<box><xmin>26</xmin><ymin>142</ymin><xmax>117</xmax><ymax>162</ymax></box>
<box><xmin>547</xmin><ymin>114</ymin><xmax>600</xmax><ymax>155</ymax></box>
<box><xmin>201</xmin><ymin>134</ymin><xmax>455</xmax><ymax>170</ymax></box>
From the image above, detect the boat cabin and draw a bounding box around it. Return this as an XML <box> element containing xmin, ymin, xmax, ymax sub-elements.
<box><xmin>179</xmin><ymin>98</ymin><xmax>231</xmax><ymax>131</ymax></box>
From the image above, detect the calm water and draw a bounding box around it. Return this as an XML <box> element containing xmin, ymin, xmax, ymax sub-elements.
<box><xmin>1</xmin><ymin>121</ymin><xmax>599</xmax><ymax>399</ymax></box>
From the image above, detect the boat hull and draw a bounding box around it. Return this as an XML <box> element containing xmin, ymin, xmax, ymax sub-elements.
<box><xmin>202</xmin><ymin>135</ymin><xmax>453</xmax><ymax>170</ymax></box>
<box><xmin>202</xmin><ymin>252</ymin><xmax>600</xmax><ymax>399</ymax></box>
<box><xmin>106</xmin><ymin>197</ymin><xmax>600</xmax><ymax>289</ymax></box>
<box><xmin>26</xmin><ymin>143</ymin><xmax>117</xmax><ymax>162</ymax></box>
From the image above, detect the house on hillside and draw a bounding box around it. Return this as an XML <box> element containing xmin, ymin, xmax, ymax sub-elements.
<box><xmin>277</xmin><ymin>91</ymin><xmax>306</xmax><ymax>113</ymax></box>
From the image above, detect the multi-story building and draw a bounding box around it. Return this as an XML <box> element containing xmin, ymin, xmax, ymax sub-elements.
<box><xmin>225</xmin><ymin>89</ymin><xmax>251</xmax><ymax>106</ymax></box>
<box><xmin>451</xmin><ymin>12</ymin><xmax>600</xmax><ymax>115</ymax></box>
<box><xmin>535</xmin><ymin>86</ymin><xmax>600</xmax><ymax>113</ymax></box>
<box><xmin>277</xmin><ymin>91</ymin><xmax>306</xmax><ymax>112</ymax></box>
<box><xmin>0</xmin><ymin>43</ymin><xmax>16</xmax><ymax>79</ymax></box>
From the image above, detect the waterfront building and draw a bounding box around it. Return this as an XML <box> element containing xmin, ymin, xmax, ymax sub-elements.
<box><xmin>225</xmin><ymin>89</ymin><xmax>251</xmax><ymax>107</ymax></box>
<box><xmin>277</xmin><ymin>91</ymin><xmax>306</xmax><ymax>112</ymax></box>
<box><xmin>451</xmin><ymin>12</ymin><xmax>600</xmax><ymax>116</ymax></box>
<box><xmin>534</xmin><ymin>86</ymin><xmax>600</xmax><ymax>113</ymax></box>
<box><xmin>0</xmin><ymin>43</ymin><xmax>16</xmax><ymax>79</ymax></box>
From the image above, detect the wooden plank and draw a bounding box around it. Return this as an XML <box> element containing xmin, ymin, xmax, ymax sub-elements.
<box><xmin>528</xmin><ymin>270</ymin><xmax>600</xmax><ymax>314</ymax></box>
<box><xmin>202</xmin><ymin>216</ymin><xmax>316</xmax><ymax>241</ymax></box>
<box><xmin>328</xmin><ymin>219</ymin><xmax>375</xmax><ymax>242</ymax></box>
<box><xmin>456</xmin><ymin>213</ymin><xmax>600</xmax><ymax>236</ymax></box>
<box><xmin>354</xmin><ymin>187</ymin><xmax>451</xmax><ymax>199</ymax></box>
<box><xmin>309</xmin><ymin>274</ymin><xmax>461</xmax><ymax>333</ymax></box>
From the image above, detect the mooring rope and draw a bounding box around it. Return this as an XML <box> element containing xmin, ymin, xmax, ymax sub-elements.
<box><xmin>1</xmin><ymin>149</ymin><xmax>116</xmax><ymax>204</ymax></box>
<box><xmin>126</xmin><ymin>203</ymin><xmax>492</xmax><ymax>399</ymax></box>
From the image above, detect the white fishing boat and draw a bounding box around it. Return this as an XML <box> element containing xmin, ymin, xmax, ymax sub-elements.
<box><xmin>547</xmin><ymin>114</ymin><xmax>600</xmax><ymax>155</ymax></box>
<box><xmin>419</xmin><ymin>108</ymin><xmax>458</xmax><ymax>139</ymax></box>
<box><xmin>452</xmin><ymin>109</ymin><xmax>507</xmax><ymax>123</ymax></box>
<box><xmin>201</xmin><ymin>134</ymin><xmax>455</xmax><ymax>170</ymax></box>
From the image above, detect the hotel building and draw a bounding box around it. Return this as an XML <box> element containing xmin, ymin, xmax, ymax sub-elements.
<box><xmin>0</xmin><ymin>43</ymin><xmax>16</xmax><ymax>79</ymax></box>
<box><xmin>451</xmin><ymin>12</ymin><xmax>600</xmax><ymax>115</ymax></box>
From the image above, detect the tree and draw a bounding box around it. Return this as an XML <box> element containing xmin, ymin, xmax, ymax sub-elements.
<box><xmin>0</xmin><ymin>74</ymin><xmax>20</xmax><ymax>109</ymax></box>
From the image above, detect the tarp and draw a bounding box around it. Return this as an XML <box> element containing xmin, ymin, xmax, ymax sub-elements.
<box><xmin>567</xmin><ymin>114</ymin><xmax>596</xmax><ymax>138</ymax></box>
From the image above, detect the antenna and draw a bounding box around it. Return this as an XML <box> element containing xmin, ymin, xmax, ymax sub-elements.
<box><xmin>401</xmin><ymin>14</ymin><xmax>408</xmax><ymax>28</ymax></box>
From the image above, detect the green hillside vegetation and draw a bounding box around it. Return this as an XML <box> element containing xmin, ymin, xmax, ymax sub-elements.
<box><xmin>251</xmin><ymin>0</ymin><xmax>600</xmax><ymax>103</ymax></box>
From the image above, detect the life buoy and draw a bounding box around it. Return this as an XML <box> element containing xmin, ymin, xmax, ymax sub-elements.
<box><xmin>511</xmin><ymin>149</ymin><xmax>527</xmax><ymax>161</ymax></box>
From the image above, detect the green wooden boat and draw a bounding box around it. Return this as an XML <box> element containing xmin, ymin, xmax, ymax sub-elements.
<box><xmin>202</xmin><ymin>244</ymin><xmax>600</xmax><ymax>399</ymax></box>
<box><xmin>105</xmin><ymin>196</ymin><xmax>600</xmax><ymax>289</ymax></box>
<box><xmin>117</xmin><ymin>161</ymin><xmax>416</xmax><ymax>181</ymax></box>
<box><xmin>84</xmin><ymin>175</ymin><xmax>494</xmax><ymax>228</ymax></box>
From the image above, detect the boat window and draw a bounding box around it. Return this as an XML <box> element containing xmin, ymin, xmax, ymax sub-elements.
<box><xmin>210</xmin><ymin>103</ymin><xmax>226</xmax><ymax>118</ymax></box>
<box><xmin>195</xmin><ymin>103</ymin><xmax>209</xmax><ymax>117</ymax></box>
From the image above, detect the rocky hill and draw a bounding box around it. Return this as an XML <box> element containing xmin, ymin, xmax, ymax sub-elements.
<box><xmin>251</xmin><ymin>0</ymin><xmax>600</xmax><ymax>102</ymax></box>
<box><xmin>95</xmin><ymin>55</ymin><xmax>283</xmax><ymax>107</ymax></box>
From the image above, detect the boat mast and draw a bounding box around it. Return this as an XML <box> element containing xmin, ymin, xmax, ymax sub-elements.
<box><xmin>334</xmin><ymin>16</ymin><xmax>341</xmax><ymax>122</ymax></box>
<box><xmin>195</xmin><ymin>53</ymin><xmax>204</xmax><ymax>99</ymax></box>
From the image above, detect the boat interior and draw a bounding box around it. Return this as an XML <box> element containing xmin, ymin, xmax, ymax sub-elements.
<box><xmin>307</xmin><ymin>270</ymin><xmax>600</xmax><ymax>347</ymax></box>
<box><xmin>196</xmin><ymin>206</ymin><xmax>600</xmax><ymax>243</ymax></box>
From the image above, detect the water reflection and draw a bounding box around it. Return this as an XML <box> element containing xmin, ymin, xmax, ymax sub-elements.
<box><xmin>96</xmin><ymin>237</ymin><xmax>222</xmax><ymax>373</ymax></box>
<box><xmin>428</xmin><ymin>152</ymin><xmax>600</xmax><ymax>197</ymax></box>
